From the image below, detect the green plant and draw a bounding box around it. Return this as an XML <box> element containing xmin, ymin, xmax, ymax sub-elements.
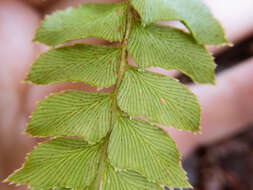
<box><xmin>6</xmin><ymin>0</ymin><xmax>227</xmax><ymax>189</ymax></box>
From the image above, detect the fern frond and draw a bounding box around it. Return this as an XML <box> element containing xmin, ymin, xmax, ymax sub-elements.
<box><xmin>11</xmin><ymin>138</ymin><xmax>164</xmax><ymax>190</ymax></box>
<box><xmin>26</xmin><ymin>91</ymin><xmax>112</xmax><ymax>143</ymax></box>
<box><xmin>30</xmin><ymin>188</ymin><xmax>71</xmax><ymax>190</ymax></box>
<box><xmin>130</xmin><ymin>0</ymin><xmax>228</xmax><ymax>45</ymax></box>
<box><xmin>128</xmin><ymin>22</ymin><xmax>215</xmax><ymax>84</ymax></box>
<box><xmin>118</xmin><ymin>68</ymin><xmax>200</xmax><ymax>132</ymax></box>
<box><xmin>8</xmin><ymin>138</ymin><xmax>101</xmax><ymax>189</ymax></box>
<box><xmin>7</xmin><ymin>0</ymin><xmax>228</xmax><ymax>189</ymax></box>
<box><xmin>108</xmin><ymin>116</ymin><xmax>191</xmax><ymax>188</ymax></box>
<box><xmin>26</xmin><ymin>45</ymin><xmax>121</xmax><ymax>88</ymax></box>
<box><xmin>34</xmin><ymin>3</ymin><xmax>127</xmax><ymax>46</ymax></box>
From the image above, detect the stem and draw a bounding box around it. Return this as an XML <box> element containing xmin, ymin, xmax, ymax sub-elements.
<box><xmin>114</xmin><ymin>6</ymin><xmax>132</xmax><ymax>95</ymax></box>
<box><xmin>93</xmin><ymin>2</ymin><xmax>132</xmax><ymax>189</ymax></box>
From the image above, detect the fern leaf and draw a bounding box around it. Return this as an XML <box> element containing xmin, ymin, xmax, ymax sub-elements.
<box><xmin>130</xmin><ymin>0</ymin><xmax>228</xmax><ymax>45</ymax></box>
<box><xmin>7</xmin><ymin>0</ymin><xmax>228</xmax><ymax>189</ymax></box>
<box><xmin>26</xmin><ymin>44</ymin><xmax>120</xmax><ymax>88</ymax></box>
<box><xmin>8</xmin><ymin>138</ymin><xmax>101</xmax><ymax>190</ymax></box>
<box><xmin>26</xmin><ymin>91</ymin><xmax>111</xmax><ymax>143</ymax></box>
<box><xmin>108</xmin><ymin>116</ymin><xmax>191</xmax><ymax>188</ymax></box>
<box><xmin>30</xmin><ymin>188</ymin><xmax>70</xmax><ymax>190</ymax></box>
<box><xmin>34</xmin><ymin>3</ymin><xmax>127</xmax><ymax>46</ymax></box>
<box><xmin>128</xmin><ymin>22</ymin><xmax>215</xmax><ymax>84</ymax></box>
<box><xmin>118</xmin><ymin>68</ymin><xmax>200</xmax><ymax>132</ymax></box>
<box><xmin>88</xmin><ymin>163</ymin><xmax>163</xmax><ymax>190</ymax></box>
<box><xmin>10</xmin><ymin>138</ymin><xmax>163</xmax><ymax>190</ymax></box>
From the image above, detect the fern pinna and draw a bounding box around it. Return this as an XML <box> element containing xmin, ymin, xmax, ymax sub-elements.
<box><xmin>7</xmin><ymin>0</ymin><xmax>227</xmax><ymax>189</ymax></box>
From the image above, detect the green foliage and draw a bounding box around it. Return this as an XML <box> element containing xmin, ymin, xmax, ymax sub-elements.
<box><xmin>26</xmin><ymin>45</ymin><xmax>121</xmax><ymax>88</ymax></box>
<box><xmin>30</xmin><ymin>188</ymin><xmax>71</xmax><ymax>190</ymax></box>
<box><xmin>130</xmin><ymin>0</ymin><xmax>227</xmax><ymax>45</ymax></box>
<box><xmin>7</xmin><ymin>0</ymin><xmax>227</xmax><ymax>189</ymax></box>
<box><xmin>34</xmin><ymin>3</ymin><xmax>127</xmax><ymax>46</ymax></box>
<box><xmin>108</xmin><ymin>116</ymin><xmax>191</xmax><ymax>187</ymax></box>
<box><xmin>118</xmin><ymin>68</ymin><xmax>200</xmax><ymax>132</ymax></box>
<box><xmin>13</xmin><ymin>138</ymin><xmax>163</xmax><ymax>190</ymax></box>
<box><xmin>9</xmin><ymin>138</ymin><xmax>101</xmax><ymax>189</ymax></box>
<box><xmin>87</xmin><ymin>163</ymin><xmax>164</xmax><ymax>190</ymax></box>
<box><xmin>26</xmin><ymin>91</ymin><xmax>112</xmax><ymax>142</ymax></box>
<box><xmin>128</xmin><ymin>22</ymin><xmax>215</xmax><ymax>84</ymax></box>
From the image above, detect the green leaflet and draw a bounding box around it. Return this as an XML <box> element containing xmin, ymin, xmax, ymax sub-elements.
<box><xmin>10</xmin><ymin>138</ymin><xmax>162</xmax><ymax>190</ymax></box>
<box><xmin>26</xmin><ymin>44</ymin><xmax>120</xmax><ymax>88</ymax></box>
<box><xmin>128</xmin><ymin>22</ymin><xmax>215</xmax><ymax>84</ymax></box>
<box><xmin>30</xmin><ymin>188</ymin><xmax>71</xmax><ymax>190</ymax></box>
<box><xmin>34</xmin><ymin>3</ymin><xmax>127</xmax><ymax>46</ymax></box>
<box><xmin>26</xmin><ymin>91</ymin><xmax>111</xmax><ymax>143</ymax></box>
<box><xmin>108</xmin><ymin>116</ymin><xmax>191</xmax><ymax>188</ymax></box>
<box><xmin>118</xmin><ymin>68</ymin><xmax>200</xmax><ymax>132</ymax></box>
<box><xmin>87</xmin><ymin>162</ymin><xmax>163</xmax><ymax>190</ymax></box>
<box><xmin>8</xmin><ymin>138</ymin><xmax>101</xmax><ymax>190</ymax></box>
<box><xmin>130</xmin><ymin>0</ymin><xmax>228</xmax><ymax>45</ymax></box>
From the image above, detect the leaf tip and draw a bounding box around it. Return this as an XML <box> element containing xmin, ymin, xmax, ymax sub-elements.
<box><xmin>190</xmin><ymin>125</ymin><xmax>201</xmax><ymax>133</ymax></box>
<box><xmin>3</xmin><ymin>167</ymin><xmax>24</xmax><ymax>186</ymax></box>
<box><xmin>23</xmin><ymin>128</ymin><xmax>33</xmax><ymax>136</ymax></box>
<box><xmin>23</xmin><ymin>77</ymin><xmax>31</xmax><ymax>84</ymax></box>
<box><xmin>2</xmin><ymin>176</ymin><xmax>9</xmax><ymax>184</ymax></box>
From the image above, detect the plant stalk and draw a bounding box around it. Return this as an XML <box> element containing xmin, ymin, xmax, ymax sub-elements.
<box><xmin>93</xmin><ymin>2</ymin><xmax>132</xmax><ymax>189</ymax></box>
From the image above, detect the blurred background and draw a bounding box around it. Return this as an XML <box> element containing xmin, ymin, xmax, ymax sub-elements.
<box><xmin>0</xmin><ymin>0</ymin><xmax>253</xmax><ymax>190</ymax></box>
